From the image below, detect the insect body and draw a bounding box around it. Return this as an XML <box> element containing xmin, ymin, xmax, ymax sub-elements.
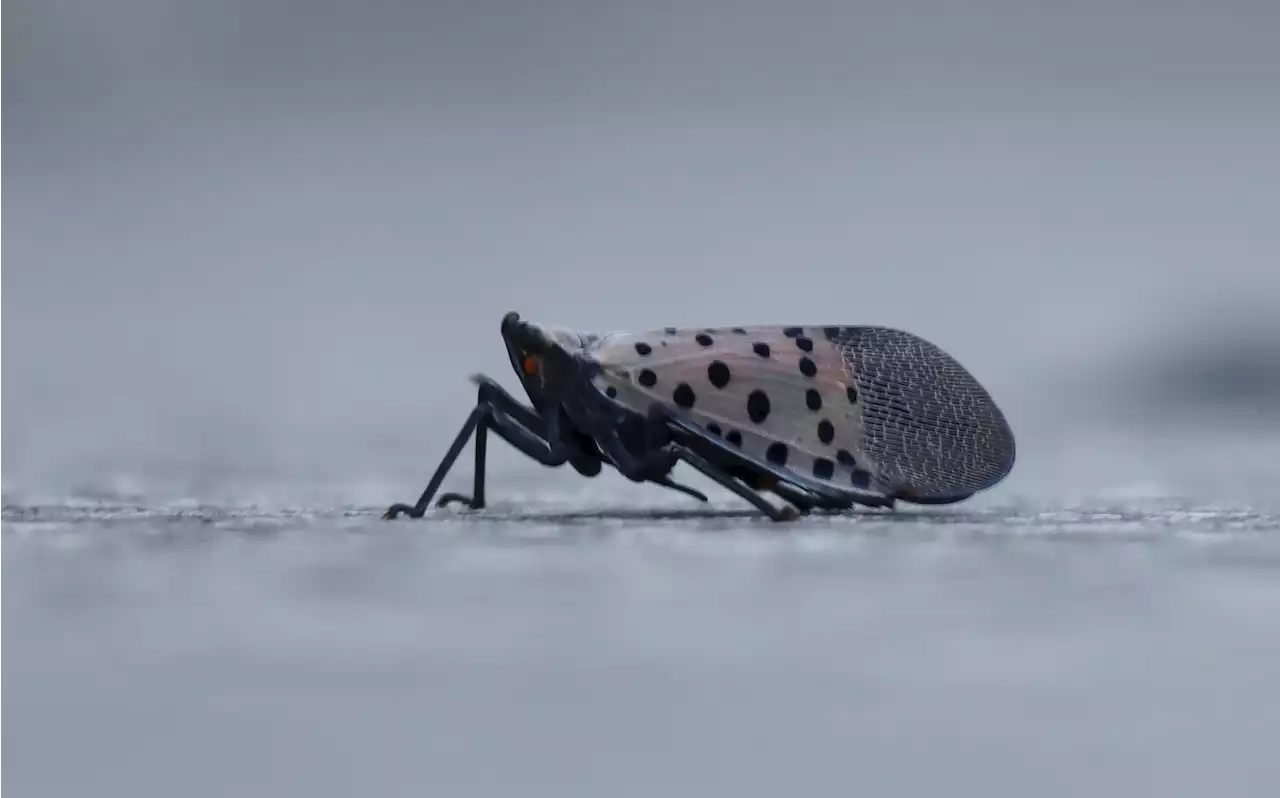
<box><xmin>382</xmin><ymin>312</ymin><xmax>1016</xmax><ymax>522</ymax></box>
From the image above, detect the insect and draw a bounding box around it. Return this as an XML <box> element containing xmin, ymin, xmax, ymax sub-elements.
<box><xmin>382</xmin><ymin>311</ymin><xmax>1016</xmax><ymax>522</ymax></box>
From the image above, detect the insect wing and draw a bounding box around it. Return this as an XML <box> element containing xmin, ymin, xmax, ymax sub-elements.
<box><xmin>589</xmin><ymin>325</ymin><xmax>1015</xmax><ymax>503</ymax></box>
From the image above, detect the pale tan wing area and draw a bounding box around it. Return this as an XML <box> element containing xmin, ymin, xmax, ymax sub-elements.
<box><xmin>587</xmin><ymin>325</ymin><xmax>1016</xmax><ymax>501</ymax></box>
<box><xmin>589</xmin><ymin>326</ymin><xmax>882</xmax><ymax>494</ymax></box>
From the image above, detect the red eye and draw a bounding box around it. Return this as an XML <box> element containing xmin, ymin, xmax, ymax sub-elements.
<box><xmin>523</xmin><ymin>356</ymin><xmax>539</xmax><ymax>375</ymax></box>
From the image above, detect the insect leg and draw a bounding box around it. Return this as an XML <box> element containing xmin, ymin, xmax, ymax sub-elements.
<box><xmin>473</xmin><ymin>375</ymin><xmax>603</xmax><ymax>477</ymax></box>
<box><xmin>486</xmin><ymin>410</ymin><xmax>572</xmax><ymax>465</ymax></box>
<box><xmin>656</xmin><ymin>413</ymin><xmax>877</xmax><ymax>512</ymax></box>
<box><xmin>649</xmin><ymin>475</ymin><xmax>710</xmax><ymax>503</ymax></box>
<box><xmin>672</xmin><ymin>446</ymin><xmax>798</xmax><ymax>522</ymax></box>
<box><xmin>383</xmin><ymin>403</ymin><xmax>487</xmax><ymax>519</ymax></box>
<box><xmin>592</xmin><ymin>421</ymin><xmax>693</xmax><ymax>488</ymax></box>
<box><xmin>435</xmin><ymin>419</ymin><xmax>487</xmax><ymax>509</ymax></box>
<box><xmin>595</xmin><ymin>433</ymin><xmax>709</xmax><ymax>503</ymax></box>
<box><xmin>623</xmin><ymin>402</ymin><xmax>708</xmax><ymax>501</ymax></box>
<box><xmin>383</xmin><ymin>381</ymin><xmax>577</xmax><ymax>519</ymax></box>
<box><xmin>433</xmin><ymin>401</ymin><xmax>575</xmax><ymax>511</ymax></box>
<box><xmin>768</xmin><ymin>481</ymin><xmax>821</xmax><ymax>514</ymax></box>
<box><xmin>471</xmin><ymin>375</ymin><xmax>544</xmax><ymax>430</ymax></box>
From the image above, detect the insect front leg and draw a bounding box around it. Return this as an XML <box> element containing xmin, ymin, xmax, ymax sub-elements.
<box><xmin>383</xmin><ymin>402</ymin><xmax>487</xmax><ymax>519</ymax></box>
<box><xmin>471</xmin><ymin>375</ymin><xmax>603</xmax><ymax>478</ymax></box>
<box><xmin>383</xmin><ymin>377</ymin><xmax>576</xmax><ymax>520</ymax></box>
<box><xmin>434</xmin><ymin>382</ymin><xmax>579</xmax><ymax>510</ymax></box>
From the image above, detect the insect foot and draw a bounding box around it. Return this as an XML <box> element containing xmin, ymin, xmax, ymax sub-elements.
<box><xmin>381</xmin><ymin>503</ymin><xmax>422</xmax><ymax>520</ymax></box>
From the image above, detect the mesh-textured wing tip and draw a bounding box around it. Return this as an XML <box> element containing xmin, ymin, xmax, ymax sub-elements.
<box><xmin>835</xmin><ymin>326</ymin><xmax>1016</xmax><ymax>502</ymax></box>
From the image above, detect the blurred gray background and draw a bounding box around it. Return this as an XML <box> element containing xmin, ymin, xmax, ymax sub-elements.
<box><xmin>5</xmin><ymin>2</ymin><xmax>1280</xmax><ymax>797</ymax></box>
<box><xmin>6</xmin><ymin>0</ymin><xmax>1280</xmax><ymax>505</ymax></box>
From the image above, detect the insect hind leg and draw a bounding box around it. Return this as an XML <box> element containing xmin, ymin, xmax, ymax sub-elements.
<box><xmin>628</xmin><ymin>404</ymin><xmax>794</xmax><ymax>520</ymax></box>
<box><xmin>765</xmin><ymin>480</ymin><xmax>822</xmax><ymax>514</ymax></box>
<box><xmin>672</xmin><ymin>447</ymin><xmax>799</xmax><ymax>522</ymax></box>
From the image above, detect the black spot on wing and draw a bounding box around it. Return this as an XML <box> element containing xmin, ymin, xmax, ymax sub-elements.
<box><xmin>795</xmin><ymin>336</ymin><xmax>813</xmax><ymax>353</ymax></box>
<box><xmin>707</xmin><ymin>361</ymin><xmax>731</xmax><ymax>389</ymax></box>
<box><xmin>695</xmin><ymin>333</ymin><xmax>714</xmax><ymax>347</ymax></box>
<box><xmin>805</xmin><ymin>389</ymin><xmax>822</xmax><ymax>411</ymax></box>
<box><xmin>753</xmin><ymin>342</ymin><xmax>771</xmax><ymax>358</ymax></box>
<box><xmin>783</xmin><ymin>327</ymin><xmax>803</xmax><ymax>338</ymax></box>
<box><xmin>813</xmin><ymin>457</ymin><xmax>835</xmax><ymax>479</ymax></box>
<box><xmin>638</xmin><ymin>369</ymin><xmax>657</xmax><ymax>388</ymax></box>
<box><xmin>731</xmin><ymin>327</ymin><xmax>748</xmax><ymax>334</ymax></box>
<box><xmin>635</xmin><ymin>342</ymin><xmax>652</xmax><ymax>356</ymax></box>
<box><xmin>673</xmin><ymin>383</ymin><xmax>696</xmax><ymax>408</ymax></box>
<box><xmin>606</xmin><ymin>385</ymin><xmax>618</xmax><ymax>399</ymax></box>
<box><xmin>798</xmin><ymin>357</ymin><xmax>817</xmax><ymax>378</ymax></box>
<box><xmin>766</xmin><ymin>442</ymin><xmax>789</xmax><ymax>466</ymax></box>
<box><xmin>706</xmin><ymin>423</ymin><xmax>722</xmax><ymax>436</ymax></box>
<box><xmin>846</xmin><ymin>385</ymin><xmax>858</xmax><ymax>404</ymax></box>
<box><xmin>836</xmin><ymin>449</ymin><xmax>857</xmax><ymax>467</ymax></box>
<box><xmin>817</xmin><ymin>419</ymin><xmax>835</xmax><ymax>444</ymax></box>
<box><xmin>726</xmin><ymin>430</ymin><xmax>743</xmax><ymax>447</ymax></box>
<box><xmin>746</xmin><ymin>390</ymin><xmax>771</xmax><ymax>423</ymax></box>
<box><xmin>851</xmin><ymin>469</ymin><xmax>871</xmax><ymax>489</ymax></box>
<box><xmin>664</xmin><ymin>327</ymin><xmax>678</xmax><ymax>335</ymax></box>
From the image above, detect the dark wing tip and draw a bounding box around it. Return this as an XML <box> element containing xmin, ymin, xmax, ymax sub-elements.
<box><xmin>835</xmin><ymin>326</ymin><xmax>1016</xmax><ymax>502</ymax></box>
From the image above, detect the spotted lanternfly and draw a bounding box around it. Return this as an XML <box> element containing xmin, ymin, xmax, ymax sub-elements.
<box><xmin>383</xmin><ymin>311</ymin><xmax>1016</xmax><ymax>522</ymax></box>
